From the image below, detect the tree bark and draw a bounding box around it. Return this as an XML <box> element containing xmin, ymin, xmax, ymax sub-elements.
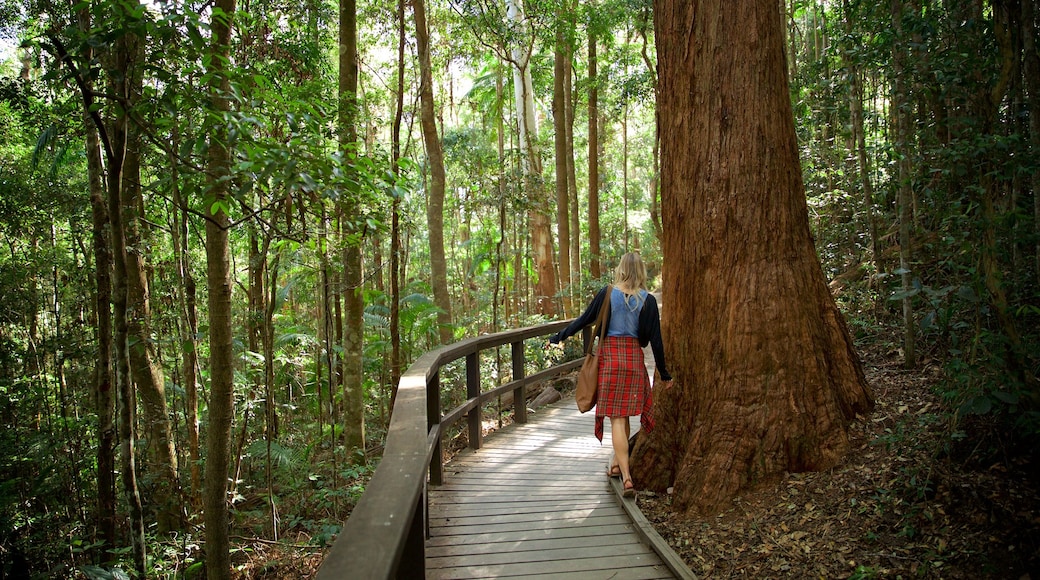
<box><xmin>204</xmin><ymin>0</ymin><xmax>237</xmax><ymax>575</ymax></box>
<box><xmin>1025</xmin><ymin>0</ymin><xmax>1040</xmax><ymax>288</ymax></box>
<box><xmin>389</xmin><ymin>0</ymin><xmax>406</xmax><ymax>413</ymax></box>
<box><xmin>891</xmin><ymin>0</ymin><xmax>916</xmax><ymax>368</ymax></box>
<box><xmin>106</xmin><ymin>27</ymin><xmax>147</xmax><ymax>577</ymax></box>
<box><xmin>507</xmin><ymin>0</ymin><xmax>558</xmax><ymax>316</ymax></box>
<box><xmin>553</xmin><ymin>15</ymin><xmax>572</xmax><ymax>316</ymax></box>
<box><xmin>169</xmin><ymin>131</ymin><xmax>201</xmax><ymax>508</ymax></box>
<box><xmin>122</xmin><ymin>46</ymin><xmax>182</xmax><ymax>531</ymax></box>
<box><xmin>587</xmin><ymin>18</ymin><xmax>602</xmax><ymax>280</ymax></box>
<box><xmin>564</xmin><ymin>25</ymin><xmax>580</xmax><ymax>308</ymax></box>
<box><xmin>413</xmin><ymin>0</ymin><xmax>454</xmax><ymax>344</ymax></box>
<box><xmin>339</xmin><ymin>0</ymin><xmax>366</xmax><ymax>454</ymax></box>
<box><xmin>640</xmin><ymin>0</ymin><xmax>874</xmax><ymax>516</ymax></box>
<box><xmin>843</xmin><ymin>0</ymin><xmax>881</xmax><ymax>278</ymax></box>
<box><xmin>77</xmin><ymin>2</ymin><xmax>116</xmax><ymax>556</ymax></box>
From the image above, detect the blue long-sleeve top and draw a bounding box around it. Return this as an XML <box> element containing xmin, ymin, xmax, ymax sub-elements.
<box><xmin>549</xmin><ymin>286</ymin><xmax>672</xmax><ymax>381</ymax></box>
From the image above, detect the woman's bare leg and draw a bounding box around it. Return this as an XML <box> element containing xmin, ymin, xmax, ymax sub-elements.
<box><xmin>611</xmin><ymin>416</ymin><xmax>633</xmax><ymax>486</ymax></box>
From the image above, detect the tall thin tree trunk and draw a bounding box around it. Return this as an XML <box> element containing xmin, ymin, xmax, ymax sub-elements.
<box><xmin>507</xmin><ymin>0</ymin><xmax>558</xmax><ymax>316</ymax></box>
<box><xmin>1025</xmin><ymin>0</ymin><xmax>1040</xmax><ymax>288</ymax></box>
<box><xmin>565</xmin><ymin>47</ymin><xmax>580</xmax><ymax>300</ymax></box>
<box><xmin>588</xmin><ymin>17</ymin><xmax>602</xmax><ymax>279</ymax></box>
<box><xmin>105</xmin><ymin>27</ymin><xmax>147</xmax><ymax>577</ymax></box>
<box><xmin>204</xmin><ymin>0</ymin><xmax>237</xmax><ymax>574</ymax></box>
<box><xmin>389</xmin><ymin>0</ymin><xmax>406</xmax><ymax>412</ymax></box>
<box><xmin>170</xmin><ymin>132</ymin><xmax>201</xmax><ymax>508</ymax></box>
<box><xmin>843</xmin><ymin>0</ymin><xmax>881</xmax><ymax>279</ymax></box>
<box><xmin>413</xmin><ymin>0</ymin><xmax>454</xmax><ymax>344</ymax></box>
<box><xmin>339</xmin><ymin>0</ymin><xmax>366</xmax><ymax>454</ymax></box>
<box><xmin>553</xmin><ymin>15</ymin><xmax>572</xmax><ymax>315</ymax></box>
<box><xmin>78</xmin><ymin>3</ymin><xmax>116</xmax><ymax>556</ymax></box>
<box><xmin>892</xmin><ymin>0</ymin><xmax>916</xmax><ymax>368</ymax></box>
<box><xmin>122</xmin><ymin>36</ymin><xmax>181</xmax><ymax>530</ymax></box>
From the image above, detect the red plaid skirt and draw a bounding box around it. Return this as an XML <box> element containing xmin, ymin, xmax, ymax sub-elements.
<box><xmin>594</xmin><ymin>336</ymin><xmax>654</xmax><ymax>441</ymax></box>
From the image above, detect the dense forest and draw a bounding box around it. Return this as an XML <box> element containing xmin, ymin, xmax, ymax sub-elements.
<box><xmin>0</xmin><ymin>0</ymin><xmax>1037</xmax><ymax>577</ymax></box>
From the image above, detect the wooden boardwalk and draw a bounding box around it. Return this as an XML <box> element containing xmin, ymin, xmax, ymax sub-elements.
<box><xmin>426</xmin><ymin>400</ymin><xmax>677</xmax><ymax>579</ymax></box>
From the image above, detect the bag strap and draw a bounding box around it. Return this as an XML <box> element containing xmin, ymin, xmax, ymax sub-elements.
<box><xmin>585</xmin><ymin>285</ymin><xmax>612</xmax><ymax>355</ymax></box>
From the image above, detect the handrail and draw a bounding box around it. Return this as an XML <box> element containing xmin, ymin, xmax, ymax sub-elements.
<box><xmin>316</xmin><ymin>319</ymin><xmax>590</xmax><ymax>579</ymax></box>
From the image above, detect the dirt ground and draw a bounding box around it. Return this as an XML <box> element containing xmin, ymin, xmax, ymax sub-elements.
<box><xmin>638</xmin><ymin>348</ymin><xmax>1040</xmax><ymax>579</ymax></box>
<box><xmin>232</xmin><ymin>347</ymin><xmax>1040</xmax><ymax>579</ymax></box>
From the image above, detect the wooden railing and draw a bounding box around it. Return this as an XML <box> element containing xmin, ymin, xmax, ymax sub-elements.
<box><xmin>315</xmin><ymin>319</ymin><xmax>592</xmax><ymax>579</ymax></box>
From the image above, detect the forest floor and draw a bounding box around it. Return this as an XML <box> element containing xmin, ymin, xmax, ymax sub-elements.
<box><xmin>640</xmin><ymin>345</ymin><xmax>1040</xmax><ymax>579</ymax></box>
<box><xmin>231</xmin><ymin>342</ymin><xmax>1040</xmax><ymax>579</ymax></box>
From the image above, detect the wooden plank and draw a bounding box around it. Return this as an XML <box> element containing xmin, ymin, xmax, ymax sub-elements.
<box><xmin>429</xmin><ymin>499</ymin><xmax>613</xmax><ymax>516</ymax></box>
<box><xmin>426</xmin><ymin>397</ymin><xmax>677</xmax><ymax>579</ymax></box>
<box><xmin>426</xmin><ymin>554</ymin><xmax>670</xmax><ymax>579</ymax></box>
<box><xmin>426</xmin><ymin>523</ymin><xmax>640</xmax><ymax>546</ymax></box>
<box><xmin>431</xmin><ymin>514</ymin><xmax>632</xmax><ymax>536</ymax></box>
<box><xmin>425</xmin><ymin>532</ymin><xmax>639</xmax><ymax>557</ymax></box>
<box><xmin>426</xmin><ymin>542</ymin><xmax>655</xmax><ymax>568</ymax></box>
<box><xmin>430</xmin><ymin>506</ymin><xmax>626</xmax><ymax>528</ymax></box>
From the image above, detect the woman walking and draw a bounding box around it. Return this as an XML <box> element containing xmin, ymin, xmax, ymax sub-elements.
<box><xmin>550</xmin><ymin>252</ymin><xmax>673</xmax><ymax>497</ymax></box>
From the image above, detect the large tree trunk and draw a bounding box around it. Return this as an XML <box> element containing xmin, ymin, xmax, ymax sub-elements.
<box><xmin>339</xmin><ymin>0</ymin><xmax>366</xmax><ymax>454</ymax></box>
<box><xmin>640</xmin><ymin>0</ymin><xmax>874</xmax><ymax>516</ymax></box>
<box><xmin>413</xmin><ymin>0</ymin><xmax>454</xmax><ymax>344</ymax></box>
<box><xmin>204</xmin><ymin>0</ymin><xmax>236</xmax><ymax>574</ymax></box>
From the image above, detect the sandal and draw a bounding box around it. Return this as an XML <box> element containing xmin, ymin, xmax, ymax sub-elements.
<box><xmin>622</xmin><ymin>478</ymin><xmax>636</xmax><ymax>498</ymax></box>
<box><xmin>606</xmin><ymin>465</ymin><xmax>622</xmax><ymax>478</ymax></box>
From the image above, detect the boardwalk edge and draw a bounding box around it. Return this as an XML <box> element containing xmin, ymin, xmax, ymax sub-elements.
<box><xmin>609</xmin><ymin>475</ymin><xmax>698</xmax><ymax>580</ymax></box>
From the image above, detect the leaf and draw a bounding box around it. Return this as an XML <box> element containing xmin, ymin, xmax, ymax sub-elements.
<box><xmin>956</xmin><ymin>285</ymin><xmax>979</xmax><ymax>303</ymax></box>
<box><xmin>962</xmin><ymin>396</ymin><xmax>992</xmax><ymax>415</ymax></box>
<box><xmin>889</xmin><ymin>288</ymin><xmax>920</xmax><ymax>301</ymax></box>
<box><xmin>992</xmin><ymin>391</ymin><xmax>1018</xmax><ymax>405</ymax></box>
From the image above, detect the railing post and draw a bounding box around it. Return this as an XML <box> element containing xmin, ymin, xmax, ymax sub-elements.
<box><xmin>466</xmin><ymin>352</ymin><xmax>482</xmax><ymax>450</ymax></box>
<box><xmin>428</xmin><ymin>371</ymin><xmax>443</xmax><ymax>486</ymax></box>
<box><xmin>511</xmin><ymin>340</ymin><xmax>527</xmax><ymax>424</ymax></box>
<box><xmin>397</xmin><ymin>486</ymin><xmax>427</xmax><ymax>579</ymax></box>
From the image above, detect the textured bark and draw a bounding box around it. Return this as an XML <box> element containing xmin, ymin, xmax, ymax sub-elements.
<box><xmin>553</xmin><ymin>18</ymin><xmax>572</xmax><ymax>315</ymax></box>
<box><xmin>587</xmin><ymin>22</ymin><xmax>601</xmax><ymax>280</ymax></box>
<box><xmin>843</xmin><ymin>0</ymin><xmax>880</xmax><ymax>277</ymax></box>
<box><xmin>564</xmin><ymin>31</ymin><xmax>580</xmax><ymax>306</ymax></box>
<box><xmin>340</xmin><ymin>0</ymin><xmax>366</xmax><ymax>454</ymax></box>
<box><xmin>122</xmin><ymin>53</ymin><xmax>182</xmax><ymax>531</ymax></box>
<box><xmin>170</xmin><ymin>139</ymin><xmax>201</xmax><ymax>507</ymax></box>
<box><xmin>78</xmin><ymin>3</ymin><xmax>115</xmax><ymax>555</ymax></box>
<box><xmin>639</xmin><ymin>0</ymin><xmax>874</xmax><ymax>516</ymax></box>
<box><xmin>106</xmin><ymin>28</ymin><xmax>147</xmax><ymax>577</ymax></box>
<box><xmin>413</xmin><ymin>0</ymin><xmax>454</xmax><ymax>345</ymax></box>
<box><xmin>891</xmin><ymin>0</ymin><xmax>916</xmax><ymax>368</ymax></box>
<box><xmin>204</xmin><ymin>0</ymin><xmax>236</xmax><ymax>575</ymax></box>
<box><xmin>1025</xmin><ymin>0</ymin><xmax>1040</xmax><ymax>288</ymax></box>
<box><xmin>505</xmin><ymin>0</ymin><xmax>557</xmax><ymax>316</ymax></box>
<box><xmin>389</xmin><ymin>0</ymin><xmax>406</xmax><ymax>414</ymax></box>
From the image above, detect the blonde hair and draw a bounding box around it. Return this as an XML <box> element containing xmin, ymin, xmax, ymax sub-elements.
<box><xmin>612</xmin><ymin>252</ymin><xmax>647</xmax><ymax>299</ymax></box>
